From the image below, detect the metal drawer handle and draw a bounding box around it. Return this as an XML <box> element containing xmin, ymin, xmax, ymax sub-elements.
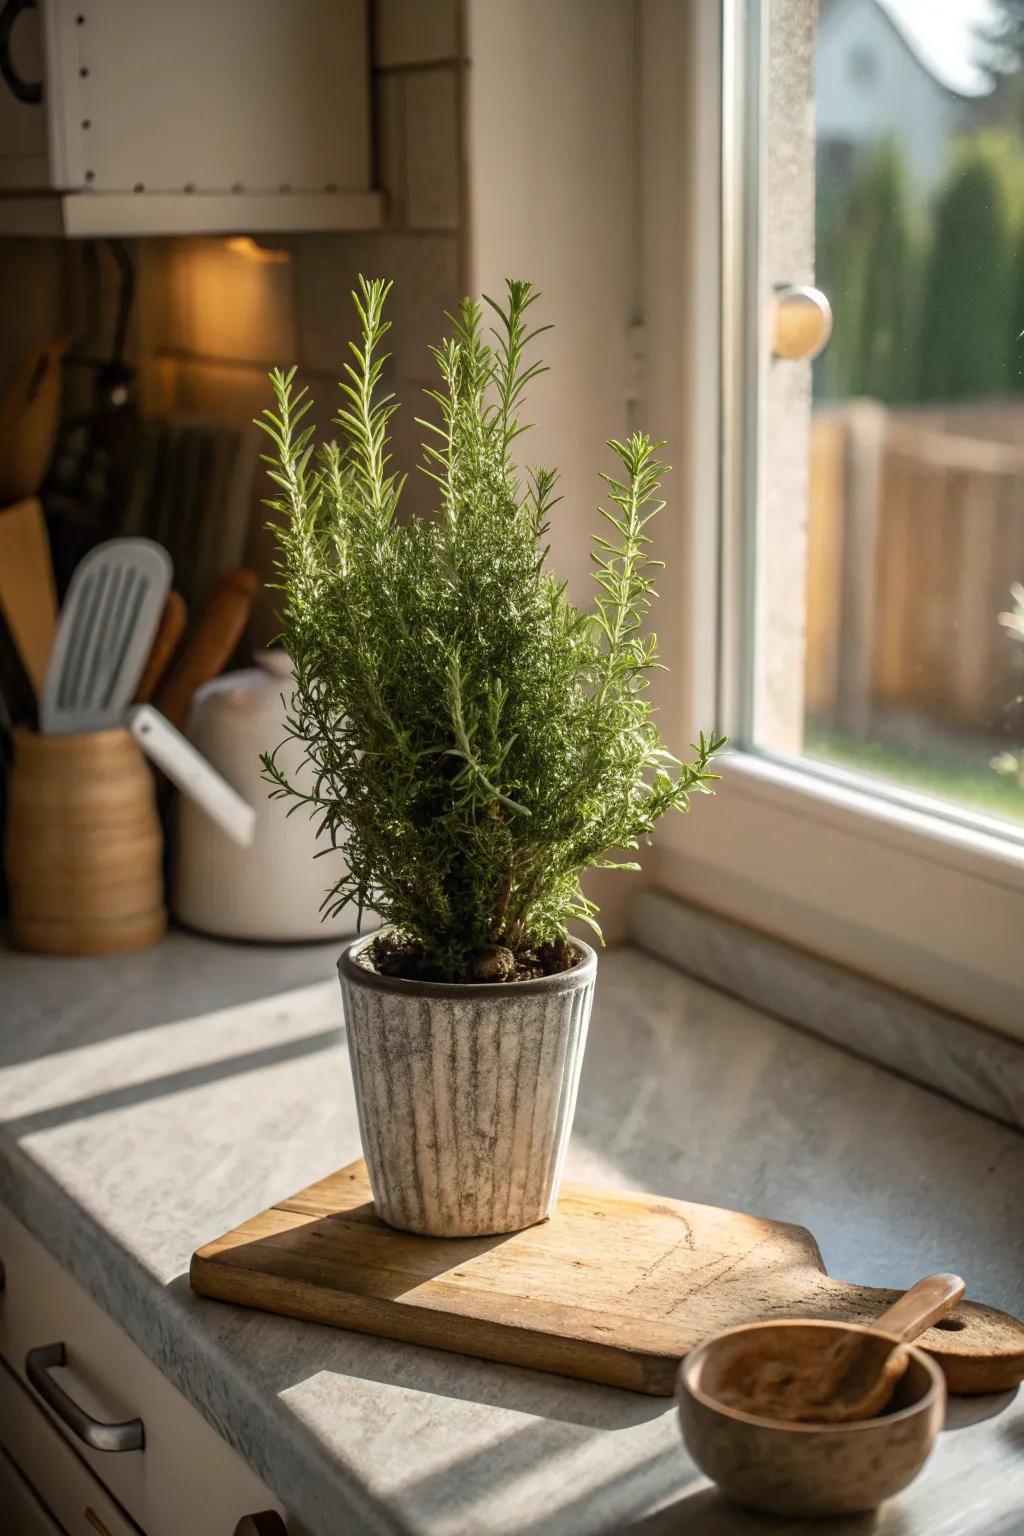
<box><xmin>25</xmin><ymin>1342</ymin><xmax>145</xmax><ymax>1453</ymax></box>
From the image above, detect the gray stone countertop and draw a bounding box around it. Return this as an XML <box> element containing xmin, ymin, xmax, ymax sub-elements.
<box><xmin>1</xmin><ymin>932</ymin><xmax>1022</xmax><ymax>1536</ymax></box>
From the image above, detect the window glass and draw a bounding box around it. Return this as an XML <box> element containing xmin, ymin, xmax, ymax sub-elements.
<box><xmin>756</xmin><ymin>0</ymin><xmax>1024</xmax><ymax>830</ymax></box>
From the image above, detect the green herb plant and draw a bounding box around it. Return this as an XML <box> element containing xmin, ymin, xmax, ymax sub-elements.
<box><xmin>259</xmin><ymin>277</ymin><xmax>724</xmax><ymax>982</ymax></box>
<box><xmin>993</xmin><ymin>582</ymin><xmax>1024</xmax><ymax>790</ymax></box>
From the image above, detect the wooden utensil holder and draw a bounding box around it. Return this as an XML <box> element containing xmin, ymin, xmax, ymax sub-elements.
<box><xmin>5</xmin><ymin>727</ymin><xmax>166</xmax><ymax>956</ymax></box>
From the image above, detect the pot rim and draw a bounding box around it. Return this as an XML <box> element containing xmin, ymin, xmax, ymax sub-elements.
<box><xmin>338</xmin><ymin>928</ymin><xmax>597</xmax><ymax>999</ymax></box>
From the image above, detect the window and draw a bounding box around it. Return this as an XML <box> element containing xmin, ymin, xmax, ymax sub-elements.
<box><xmin>847</xmin><ymin>44</ymin><xmax>878</xmax><ymax>88</ymax></box>
<box><xmin>646</xmin><ymin>0</ymin><xmax>1023</xmax><ymax>1038</ymax></box>
<box><xmin>765</xmin><ymin>0</ymin><xmax>1024</xmax><ymax>835</ymax></box>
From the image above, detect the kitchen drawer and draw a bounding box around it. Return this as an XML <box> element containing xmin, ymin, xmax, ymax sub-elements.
<box><xmin>0</xmin><ymin>1443</ymin><xmax>64</xmax><ymax>1536</ymax></box>
<box><xmin>0</xmin><ymin>1205</ymin><xmax>286</xmax><ymax>1536</ymax></box>
<box><xmin>0</xmin><ymin>1360</ymin><xmax>141</xmax><ymax>1536</ymax></box>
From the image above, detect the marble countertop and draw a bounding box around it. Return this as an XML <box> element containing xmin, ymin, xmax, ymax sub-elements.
<box><xmin>1</xmin><ymin>932</ymin><xmax>1022</xmax><ymax>1536</ymax></box>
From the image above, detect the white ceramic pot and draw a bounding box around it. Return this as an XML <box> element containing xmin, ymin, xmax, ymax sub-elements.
<box><xmin>172</xmin><ymin>651</ymin><xmax>364</xmax><ymax>942</ymax></box>
<box><xmin>337</xmin><ymin>932</ymin><xmax>597</xmax><ymax>1237</ymax></box>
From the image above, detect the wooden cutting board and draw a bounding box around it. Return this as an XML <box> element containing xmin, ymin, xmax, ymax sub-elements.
<box><xmin>191</xmin><ymin>1160</ymin><xmax>1024</xmax><ymax>1396</ymax></box>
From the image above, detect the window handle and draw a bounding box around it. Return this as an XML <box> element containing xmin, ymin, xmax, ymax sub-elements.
<box><xmin>771</xmin><ymin>284</ymin><xmax>833</xmax><ymax>361</ymax></box>
<box><xmin>25</xmin><ymin>1342</ymin><xmax>145</xmax><ymax>1453</ymax></box>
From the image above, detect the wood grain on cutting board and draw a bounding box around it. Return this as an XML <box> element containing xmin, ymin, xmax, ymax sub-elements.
<box><xmin>191</xmin><ymin>1161</ymin><xmax>1024</xmax><ymax>1396</ymax></box>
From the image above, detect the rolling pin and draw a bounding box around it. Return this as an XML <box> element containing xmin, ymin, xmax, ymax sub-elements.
<box><xmin>154</xmin><ymin>569</ymin><xmax>259</xmax><ymax>730</ymax></box>
<box><xmin>133</xmin><ymin>590</ymin><xmax>188</xmax><ymax>704</ymax></box>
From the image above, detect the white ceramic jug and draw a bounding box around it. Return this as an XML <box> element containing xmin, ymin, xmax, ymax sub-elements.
<box><xmin>172</xmin><ymin>651</ymin><xmax>365</xmax><ymax>942</ymax></box>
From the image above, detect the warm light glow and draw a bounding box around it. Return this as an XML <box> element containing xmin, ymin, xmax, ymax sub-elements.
<box><xmin>224</xmin><ymin>235</ymin><xmax>290</xmax><ymax>265</ymax></box>
<box><xmin>163</xmin><ymin>237</ymin><xmax>293</xmax><ymax>361</ymax></box>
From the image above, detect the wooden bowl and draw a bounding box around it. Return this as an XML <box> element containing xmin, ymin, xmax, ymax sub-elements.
<box><xmin>676</xmin><ymin>1320</ymin><xmax>945</xmax><ymax>1518</ymax></box>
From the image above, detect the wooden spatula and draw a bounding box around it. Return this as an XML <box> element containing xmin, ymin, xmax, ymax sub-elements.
<box><xmin>0</xmin><ymin>497</ymin><xmax>58</xmax><ymax>698</ymax></box>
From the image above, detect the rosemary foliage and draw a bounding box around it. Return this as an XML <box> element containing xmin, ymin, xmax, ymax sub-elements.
<box><xmin>259</xmin><ymin>278</ymin><xmax>724</xmax><ymax>980</ymax></box>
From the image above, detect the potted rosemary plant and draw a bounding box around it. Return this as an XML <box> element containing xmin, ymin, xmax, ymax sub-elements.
<box><xmin>260</xmin><ymin>278</ymin><xmax>723</xmax><ymax>1237</ymax></box>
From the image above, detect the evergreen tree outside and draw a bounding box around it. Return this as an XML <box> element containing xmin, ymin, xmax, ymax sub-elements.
<box><xmin>814</xmin><ymin>139</ymin><xmax>918</xmax><ymax>404</ymax></box>
<box><xmin>978</xmin><ymin>1</ymin><xmax>1024</xmax><ymax>93</ymax></box>
<box><xmin>814</xmin><ymin>133</ymin><xmax>1024</xmax><ymax>406</ymax></box>
<box><xmin>1006</xmin><ymin>224</ymin><xmax>1024</xmax><ymax>389</ymax></box>
<box><xmin>948</xmin><ymin>133</ymin><xmax>1024</xmax><ymax>391</ymax></box>
<box><xmin>917</xmin><ymin>144</ymin><xmax>1013</xmax><ymax>401</ymax></box>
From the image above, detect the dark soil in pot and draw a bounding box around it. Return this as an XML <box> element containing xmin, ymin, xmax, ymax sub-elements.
<box><xmin>365</xmin><ymin>930</ymin><xmax>582</xmax><ymax>984</ymax></box>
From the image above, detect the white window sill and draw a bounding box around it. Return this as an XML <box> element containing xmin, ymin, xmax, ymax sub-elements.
<box><xmin>719</xmin><ymin>749</ymin><xmax>1024</xmax><ymax>896</ymax></box>
<box><xmin>651</xmin><ymin>748</ymin><xmax>1024</xmax><ymax>1039</ymax></box>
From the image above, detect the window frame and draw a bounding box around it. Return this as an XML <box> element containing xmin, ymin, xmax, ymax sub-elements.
<box><xmin>645</xmin><ymin>0</ymin><xmax>1024</xmax><ymax>1039</ymax></box>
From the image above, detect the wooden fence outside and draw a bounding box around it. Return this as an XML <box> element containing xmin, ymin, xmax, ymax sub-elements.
<box><xmin>806</xmin><ymin>399</ymin><xmax>1024</xmax><ymax>736</ymax></box>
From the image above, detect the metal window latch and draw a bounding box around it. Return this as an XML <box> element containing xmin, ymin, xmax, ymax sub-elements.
<box><xmin>771</xmin><ymin>285</ymin><xmax>833</xmax><ymax>361</ymax></box>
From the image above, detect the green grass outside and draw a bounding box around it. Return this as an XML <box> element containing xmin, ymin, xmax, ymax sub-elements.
<box><xmin>803</xmin><ymin>727</ymin><xmax>1024</xmax><ymax>828</ymax></box>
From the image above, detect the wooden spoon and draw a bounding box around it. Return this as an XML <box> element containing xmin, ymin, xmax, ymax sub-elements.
<box><xmin>133</xmin><ymin>590</ymin><xmax>187</xmax><ymax>703</ymax></box>
<box><xmin>154</xmin><ymin>568</ymin><xmax>258</xmax><ymax>730</ymax></box>
<box><xmin>0</xmin><ymin>497</ymin><xmax>58</xmax><ymax>698</ymax></box>
<box><xmin>775</xmin><ymin>1273</ymin><xmax>966</xmax><ymax>1423</ymax></box>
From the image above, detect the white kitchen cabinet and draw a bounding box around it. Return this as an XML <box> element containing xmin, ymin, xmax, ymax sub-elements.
<box><xmin>0</xmin><ymin>0</ymin><xmax>383</xmax><ymax>236</ymax></box>
<box><xmin>0</xmin><ymin>1366</ymin><xmax>141</xmax><ymax>1536</ymax></box>
<box><xmin>0</xmin><ymin>1205</ymin><xmax>289</xmax><ymax>1536</ymax></box>
<box><xmin>0</xmin><ymin>1443</ymin><xmax>65</xmax><ymax>1536</ymax></box>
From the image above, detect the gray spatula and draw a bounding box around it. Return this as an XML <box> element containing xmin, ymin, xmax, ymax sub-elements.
<box><xmin>40</xmin><ymin>539</ymin><xmax>173</xmax><ymax>734</ymax></box>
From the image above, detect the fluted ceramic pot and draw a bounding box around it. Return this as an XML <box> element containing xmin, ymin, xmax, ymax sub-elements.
<box><xmin>338</xmin><ymin>933</ymin><xmax>597</xmax><ymax>1237</ymax></box>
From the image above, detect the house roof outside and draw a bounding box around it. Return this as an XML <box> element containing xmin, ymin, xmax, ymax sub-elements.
<box><xmin>821</xmin><ymin>0</ymin><xmax>1000</xmax><ymax>99</ymax></box>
